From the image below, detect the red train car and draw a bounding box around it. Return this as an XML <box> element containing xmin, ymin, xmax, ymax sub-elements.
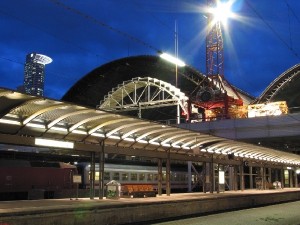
<box><xmin>0</xmin><ymin>159</ymin><xmax>77</xmax><ymax>200</ymax></box>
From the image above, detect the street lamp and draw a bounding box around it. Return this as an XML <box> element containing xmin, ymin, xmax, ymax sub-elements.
<box><xmin>159</xmin><ymin>51</ymin><xmax>186</xmax><ymax>124</ymax></box>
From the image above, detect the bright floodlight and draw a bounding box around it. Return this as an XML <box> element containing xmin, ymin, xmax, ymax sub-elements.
<box><xmin>210</xmin><ymin>0</ymin><xmax>235</xmax><ymax>25</ymax></box>
<box><xmin>160</xmin><ymin>52</ymin><xmax>186</xmax><ymax>67</ymax></box>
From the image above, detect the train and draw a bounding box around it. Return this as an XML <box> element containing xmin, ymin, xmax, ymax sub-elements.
<box><xmin>0</xmin><ymin>159</ymin><xmax>77</xmax><ymax>200</ymax></box>
<box><xmin>77</xmin><ymin>162</ymin><xmax>200</xmax><ymax>192</ymax></box>
<box><xmin>0</xmin><ymin>158</ymin><xmax>201</xmax><ymax>200</ymax></box>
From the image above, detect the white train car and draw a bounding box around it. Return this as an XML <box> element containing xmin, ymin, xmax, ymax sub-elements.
<box><xmin>77</xmin><ymin>162</ymin><xmax>196</xmax><ymax>192</ymax></box>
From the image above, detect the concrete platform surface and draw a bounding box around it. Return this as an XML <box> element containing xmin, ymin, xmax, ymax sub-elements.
<box><xmin>152</xmin><ymin>200</ymin><xmax>300</xmax><ymax>225</ymax></box>
<box><xmin>0</xmin><ymin>189</ymin><xmax>300</xmax><ymax>225</ymax></box>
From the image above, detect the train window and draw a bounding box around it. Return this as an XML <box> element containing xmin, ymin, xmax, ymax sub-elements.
<box><xmin>104</xmin><ymin>172</ymin><xmax>110</xmax><ymax>180</ymax></box>
<box><xmin>162</xmin><ymin>173</ymin><xmax>166</xmax><ymax>181</ymax></box>
<box><xmin>171</xmin><ymin>173</ymin><xmax>175</xmax><ymax>181</ymax></box>
<box><xmin>95</xmin><ymin>172</ymin><xmax>100</xmax><ymax>181</ymax></box>
<box><xmin>113</xmin><ymin>172</ymin><xmax>120</xmax><ymax>181</ymax></box>
<box><xmin>139</xmin><ymin>173</ymin><xmax>145</xmax><ymax>181</ymax></box>
<box><xmin>153</xmin><ymin>174</ymin><xmax>158</xmax><ymax>181</ymax></box>
<box><xmin>147</xmin><ymin>174</ymin><xmax>153</xmax><ymax>181</ymax></box>
<box><xmin>122</xmin><ymin>173</ymin><xmax>129</xmax><ymax>181</ymax></box>
<box><xmin>131</xmin><ymin>173</ymin><xmax>137</xmax><ymax>181</ymax></box>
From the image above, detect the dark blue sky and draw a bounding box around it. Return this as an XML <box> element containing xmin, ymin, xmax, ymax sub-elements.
<box><xmin>1</xmin><ymin>0</ymin><xmax>299</xmax><ymax>100</ymax></box>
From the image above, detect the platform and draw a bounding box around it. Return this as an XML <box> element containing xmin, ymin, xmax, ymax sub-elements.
<box><xmin>0</xmin><ymin>189</ymin><xmax>300</xmax><ymax>225</ymax></box>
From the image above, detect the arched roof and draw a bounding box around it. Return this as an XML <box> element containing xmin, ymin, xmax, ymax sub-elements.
<box><xmin>256</xmin><ymin>63</ymin><xmax>300</xmax><ymax>111</ymax></box>
<box><xmin>62</xmin><ymin>55</ymin><xmax>204</xmax><ymax>108</ymax></box>
<box><xmin>62</xmin><ymin>55</ymin><xmax>254</xmax><ymax>109</ymax></box>
<box><xmin>1</xmin><ymin>87</ymin><xmax>300</xmax><ymax>166</ymax></box>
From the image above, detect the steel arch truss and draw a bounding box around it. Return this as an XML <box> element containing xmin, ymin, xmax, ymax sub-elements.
<box><xmin>98</xmin><ymin>77</ymin><xmax>188</xmax><ymax>114</ymax></box>
<box><xmin>257</xmin><ymin>63</ymin><xmax>300</xmax><ymax>103</ymax></box>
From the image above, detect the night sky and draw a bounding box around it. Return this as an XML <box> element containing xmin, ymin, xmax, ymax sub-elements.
<box><xmin>1</xmin><ymin>0</ymin><xmax>299</xmax><ymax>100</ymax></box>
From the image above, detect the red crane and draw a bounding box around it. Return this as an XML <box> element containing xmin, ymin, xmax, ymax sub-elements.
<box><xmin>190</xmin><ymin>0</ymin><xmax>243</xmax><ymax>121</ymax></box>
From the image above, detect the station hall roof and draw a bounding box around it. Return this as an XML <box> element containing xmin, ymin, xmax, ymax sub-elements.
<box><xmin>256</xmin><ymin>63</ymin><xmax>300</xmax><ymax>112</ymax></box>
<box><xmin>0</xmin><ymin>88</ymin><xmax>300</xmax><ymax>166</ymax></box>
<box><xmin>62</xmin><ymin>55</ymin><xmax>254</xmax><ymax>109</ymax></box>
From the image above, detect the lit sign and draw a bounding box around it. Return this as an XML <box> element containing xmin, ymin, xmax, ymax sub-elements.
<box><xmin>219</xmin><ymin>171</ymin><xmax>225</xmax><ymax>184</ymax></box>
<box><xmin>248</xmin><ymin>101</ymin><xmax>288</xmax><ymax>118</ymax></box>
<box><xmin>35</xmin><ymin>138</ymin><xmax>74</xmax><ymax>149</ymax></box>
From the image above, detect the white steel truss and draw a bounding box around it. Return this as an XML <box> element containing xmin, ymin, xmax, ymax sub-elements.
<box><xmin>98</xmin><ymin>77</ymin><xmax>188</xmax><ymax>115</ymax></box>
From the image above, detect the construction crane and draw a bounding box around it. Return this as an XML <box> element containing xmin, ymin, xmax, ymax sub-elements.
<box><xmin>189</xmin><ymin>0</ymin><xmax>243</xmax><ymax>121</ymax></box>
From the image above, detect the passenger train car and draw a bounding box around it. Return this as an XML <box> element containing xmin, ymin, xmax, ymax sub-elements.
<box><xmin>0</xmin><ymin>159</ymin><xmax>77</xmax><ymax>200</ymax></box>
<box><xmin>77</xmin><ymin>162</ymin><xmax>200</xmax><ymax>192</ymax></box>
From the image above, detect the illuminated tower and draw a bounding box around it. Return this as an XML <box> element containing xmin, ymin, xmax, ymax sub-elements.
<box><xmin>192</xmin><ymin>0</ymin><xmax>243</xmax><ymax>120</ymax></box>
<box><xmin>24</xmin><ymin>53</ymin><xmax>52</xmax><ymax>96</ymax></box>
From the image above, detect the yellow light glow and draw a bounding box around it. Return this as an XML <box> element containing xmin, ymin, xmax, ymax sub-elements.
<box><xmin>209</xmin><ymin>0</ymin><xmax>235</xmax><ymax>26</ymax></box>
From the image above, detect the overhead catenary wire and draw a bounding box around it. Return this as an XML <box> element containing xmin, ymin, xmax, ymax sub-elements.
<box><xmin>48</xmin><ymin>0</ymin><xmax>161</xmax><ymax>53</ymax></box>
<box><xmin>245</xmin><ymin>0</ymin><xmax>299</xmax><ymax>60</ymax></box>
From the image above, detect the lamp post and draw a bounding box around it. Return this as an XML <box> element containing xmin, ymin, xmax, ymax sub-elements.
<box><xmin>159</xmin><ymin>52</ymin><xmax>186</xmax><ymax>124</ymax></box>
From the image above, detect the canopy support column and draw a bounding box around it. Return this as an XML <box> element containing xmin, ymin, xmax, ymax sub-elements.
<box><xmin>234</xmin><ymin>165</ymin><xmax>238</xmax><ymax>191</ymax></box>
<box><xmin>289</xmin><ymin>170</ymin><xmax>293</xmax><ymax>187</ymax></box>
<box><xmin>249</xmin><ymin>166</ymin><xmax>253</xmax><ymax>189</ymax></box>
<box><xmin>158</xmin><ymin>158</ymin><xmax>163</xmax><ymax>196</ymax></box>
<box><xmin>90</xmin><ymin>151</ymin><xmax>96</xmax><ymax>199</ymax></box>
<box><xmin>188</xmin><ymin>161</ymin><xmax>192</xmax><ymax>192</ymax></box>
<box><xmin>295</xmin><ymin>169</ymin><xmax>298</xmax><ymax>188</ymax></box>
<box><xmin>281</xmin><ymin>167</ymin><xmax>285</xmax><ymax>189</ymax></box>
<box><xmin>210</xmin><ymin>155</ymin><xmax>214</xmax><ymax>193</ymax></box>
<box><xmin>217</xmin><ymin>163</ymin><xmax>220</xmax><ymax>193</ymax></box>
<box><xmin>240</xmin><ymin>163</ymin><xmax>244</xmax><ymax>191</ymax></box>
<box><xmin>228</xmin><ymin>166</ymin><xmax>234</xmax><ymax>191</ymax></box>
<box><xmin>166</xmin><ymin>149</ymin><xmax>171</xmax><ymax>196</ymax></box>
<box><xmin>99</xmin><ymin>140</ymin><xmax>105</xmax><ymax>199</ymax></box>
<box><xmin>203</xmin><ymin>162</ymin><xmax>207</xmax><ymax>193</ymax></box>
<box><xmin>268</xmin><ymin>167</ymin><xmax>272</xmax><ymax>184</ymax></box>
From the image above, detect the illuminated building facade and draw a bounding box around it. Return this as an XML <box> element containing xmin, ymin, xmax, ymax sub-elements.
<box><xmin>24</xmin><ymin>53</ymin><xmax>52</xmax><ymax>96</ymax></box>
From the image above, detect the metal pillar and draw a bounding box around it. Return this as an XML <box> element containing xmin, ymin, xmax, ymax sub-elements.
<box><xmin>210</xmin><ymin>158</ymin><xmax>214</xmax><ymax>193</ymax></box>
<box><xmin>295</xmin><ymin>169</ymin><xmax>298</xmax><ymax>188</ymax></box>
<box><xmin>275</xmin><ymin>169</ymin><xmax>279</xmax><ymax>181</ymax></box>
<box><xmin>289</xmin><ymin>170</ymin><xmax>293</xmax><ymax>187</ymax></box>
<box><xmin>234</xmin><ymin>165</ymin><xmax>238</xmax><ymax>191</ymax></box>
<box><xmin>240</xmin><ymin>164</ymin><xmax>244</xmax><ymax>191</ymax></box>
<box><xmin>188</xmin><ymin>161</ymin><xmax>192</xmax><ymax>192</ymax></box>
<box><xmin>90</xmin><ymin>151</ymin><xmax>96</xmax><ymax>199</ymax></box>
<box><xmin>99</xmin><ymin>141</ymin><xmax>105</xmax><ymax>199</ymax></box>
<box><xmin>268</xmin><ymin>167</ymin><xmax>272</xmax><ymax>183</ymax></box>
<box><xmin>249</xmin><ymin>166</ymin><xmax>253</xmax><ymax>189</ymax></box>
<box><xmin>166</xmin><ymin>149</ymin><xmax>171</xmax><ymax>196</ymax></box>
<box><xmin>158</xmin><ymin>158</ymin><xmax>163</xmax><ymax>196</ymax></box>
<box><xmin>217</xmin><ymin>164</ymin><xmax>220</xmax><ymax>193</ymax></box>
<box><xmin>228</xmin><ymin>166</ymin><xmax>234</xmax><ymax>190</ymax></box>
<box><xmin>260</xmin><ymin>166</ymin><xmax>265</xmax><ymax>190</ymax></box>
<box><xmin>281</xmin><ymin>167</ymin><xmax>285</xmax><ymax>189</ymax></box>
<box><xmin>203</xmin><ymin>162</ymin><xmax>206</xmax><ymax>193</ymax></box>
<box><xmin>177</xmin><ymin>103</ymin><xmax>180</xmax><ymax>124</ymax></box>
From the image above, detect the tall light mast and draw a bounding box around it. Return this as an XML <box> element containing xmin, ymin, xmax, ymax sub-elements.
<box><xmin>206</xmin><ymin>0</ymin><xmax>224</xmax><ymax>80</ymax></box>
<box><xmin>191</xmin><ymin>0</ymin><xmax>242</xmax><ymax>120</ymax></box>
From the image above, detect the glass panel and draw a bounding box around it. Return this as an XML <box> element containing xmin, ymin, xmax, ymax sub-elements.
<box><xmin>139</xmin><ymin>173</ymin><xmax>145</xmax><ymax>181</ymax></box>
<box><xmin>104</xmin><ymin>172</ymin><xmax>110</xmax><ymax>181</ymax></box>
<box><xmin>122</xmin><ymin>173</ymin><xmax>129</xmax><ymax>181</ymax></box>
<box><xmin>147</xmin><ymin>174</ymin><xmax>153</xmax><ymax>181</ymax></box>
<box><xmin>131</xmin><ymin>173</ymin><xmax>137</xmax><ymax>181</ymax></box>
<box><xmin>113</xmin><ymin>172</ymin><xmax>120</xmax><ymax>181</ymax></box>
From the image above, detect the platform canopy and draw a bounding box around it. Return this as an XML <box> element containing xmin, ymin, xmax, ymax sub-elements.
<box><xmin>0</xmin><ymin>88</ymin><xmax>300</xmax><ymax>166</ymax></box>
